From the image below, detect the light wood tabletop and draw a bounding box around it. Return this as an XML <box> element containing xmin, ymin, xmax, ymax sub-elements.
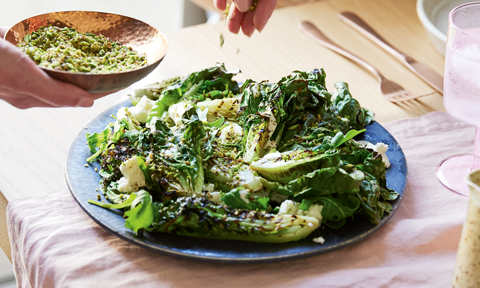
<box><xmin>0</xmin><ymin>0</ymin><xmax>445</xmax><ymax>261</ymax></box>
<box><xmin>189</xmin><ymin>0</ymin><xmax>320</xmax><ymax>12</ymax></box>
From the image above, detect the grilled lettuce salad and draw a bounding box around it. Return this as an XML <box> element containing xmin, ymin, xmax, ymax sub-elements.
<box><xmin>86</xmin><ymin>63</ymin><xmax>398</xmax><ymax>243</ymax></box>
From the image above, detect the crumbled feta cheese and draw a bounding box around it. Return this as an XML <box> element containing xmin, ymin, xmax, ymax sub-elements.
<box><xmin>357</xmin><ymin>140</ymin><xmax>391</xmax><ymax>168</ymax></box>
<box><xmin>207</xmin><ymin>191</ymin><xmax>222</xmax><ymax>203</ymax></box>
<box><xmin>116</xmin><ymin>106</ymin><xmax>128</xmax><ymax>120</ymax></box>
<box><xmin>236</xmin><ymin>166</ymin><xmax>263</xmax><ymax>192</ymax></box>
<box><xmin>203</xmin><ymin>183</ymin><xmax>215</xmax><ymax>193</ymax></box>
<box><xmin>278</xmin><ymin>200</ymin><xmax>298</xmax><ymax>215</ymax></box>
<box><xmin>239</xmin><ymin>189</ymin><xmax>250</xmax><ymax>204</ymax></box>
<box><xmin>168</xmin><ymin>101</ymin><xmax>190</xmax><ymax>126</ymax></box>
<box><xmin>128</xmin><ymin>96</ymin><xmax>156</xmax><ymax>123</ymax></box>
<box><xmin>162</xmin><ymin>143</ymin><xmax>179</xmax><ymax>158</ymax></box>
<box><xmin>117</xmin><ymin>156</ymin><xmax>146</xmax><ymax>193</ymax></box>
<box><xmin>372</xmin><ymin>142</ymin><xmax>390</xmax><ymax>168</ymax></box>
<box><xmin>114</xmin><ymin>107</ymin><xmax>135</xmax><ymax>131</ymax></box>
<box><xmin>312</xmin><ymin>237</ymin><xmax>325</xmax><ymax>244</ymax></box>
<box><xmin>207</xmin><ymin>164</ymin><xmax>263</xmax><ymax>192</ymax></box>
<box><xmin>145</xmin><ymin>152</ymin><xmax>154</xmax><ymax>165</ymax></box>
<box><xmin>219</xmin><ymin>122</ymin><xmax>244</xmax><ymax>144</ymax></box>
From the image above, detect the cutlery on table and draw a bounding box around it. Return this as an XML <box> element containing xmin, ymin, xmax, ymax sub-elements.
<box><xmin>339</xmin><ymin>11</ymin><xmax>444</xmax><ymax>95</ymax></box>
<box><xmin>299</xmin><ymin>20</ymin><xmax>426</xmax><ymax>103</ymax></box>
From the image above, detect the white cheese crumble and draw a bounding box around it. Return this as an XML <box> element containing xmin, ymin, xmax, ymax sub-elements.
<box><xmin>278</xmin><ymin>200</ymin><xmax>324</xmax><ymax>224</ymax></box>
<box><xmin>203</xmin><ymin>183</ymin><xmax>215</xmax><ymax>193</ymax></box>
<box><xmin>161</xmin><ymin>143</ymin><xmax>180</xmax><ymax>159</ymax></box>
<box><xmin>210</xmin><ymin>164</ymin><xmax>264</xmax><ymax>192</ymax></box>
<box><xmin>357</xmin><ymin>140</ymin><xmax>391</xmax><ymax>168</ymax></box>
<box><xmin>117</xmin><ymin>156</ymin><xmax>146</xmax><ymax>193</ymax></box>
<box><xmin>128</xmin><ymin>96</ymin><xmax>156</xmax><ymax>124</ymax></box>
<box><xmin>146</xmin><ymin>117</ymin><xmax>159</xmax><ymax>134</ymax></box>
<box><xmin>236</xmin><ymin>166</ymin><xmax>263</xmax><ymax>192</ymax></box>
<box><xmin>207</xmin><ymin>191</ymin><xmax>222</xmax><ymax>203</ymax></box>
<box><xmin>145</xmin><ymin>152</ymin><xmax>154</xmax><ymax>165</ymax></box>
<box><xmin>168</xmin><ymin>101</ymin><xmax>191</xmax><ymax>126</ymax></box>
<box><xmin>312</xmin><ymin>237</ymin><xmax>325</xmax><ymax>244</ymax></box>
<box><xmin>219</xmin><ymin>122</ymin><xmax>244</xmax><ymax>145</ymax></box>
<box><xmin>114</xmin><ymin>107</ymin><xmax>135</xmax><ymax>131</ymax></box>
<box><xmin>278</xmin><ymin>200</ymin><xmax>298</xmax><ymax>215</ymax></box>
<box><xmin>239</xmin><ymin>189</ymin><xmax>250</xmax><ymax>204</ymax></box>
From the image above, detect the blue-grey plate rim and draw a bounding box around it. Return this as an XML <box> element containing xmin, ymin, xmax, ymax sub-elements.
<box><xmin>65</xmin><ymin>98</ymin><xmax>407</xmax><ymax>264</ymax></box>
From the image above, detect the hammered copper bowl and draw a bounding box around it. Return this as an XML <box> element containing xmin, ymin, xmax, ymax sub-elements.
<box><xmin>4</xmin><ymin>11</ymin><xmax>168</xmax><ymax>93</ymax></box>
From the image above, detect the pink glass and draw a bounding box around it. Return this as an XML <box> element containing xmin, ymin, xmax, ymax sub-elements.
<box><xmin>436</xmin><ymin>2</ymin><xmax>480</xmax><ymax>196</ymax></box>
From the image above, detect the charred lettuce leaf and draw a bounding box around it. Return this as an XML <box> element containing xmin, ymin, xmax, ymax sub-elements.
<box><xmin>151</xmin><ymin>197</ymin><xmax>319</xmax><ymax>243</ymax></box>
<box><xmin>250</xmin><ymin>150</ymin><xmax>340</xmax><ymax>184</ymax></box>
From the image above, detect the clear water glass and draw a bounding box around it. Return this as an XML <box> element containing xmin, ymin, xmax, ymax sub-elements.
<box><xmin>436</xmin><ymin>2</ymin><xmax>480</xmax><ymax>196</ymax></box>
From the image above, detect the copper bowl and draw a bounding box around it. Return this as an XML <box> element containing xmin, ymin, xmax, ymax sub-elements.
<box><xmin>4</xmin><ymin>11</ymin><xmax>168</xmax><ymax>93</ymax></box>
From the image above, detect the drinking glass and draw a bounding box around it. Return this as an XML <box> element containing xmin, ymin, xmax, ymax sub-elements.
<box><xmin>436</xmin><ymin>2</ymin><xmax>480</xmax><ymax>196</ymax></box>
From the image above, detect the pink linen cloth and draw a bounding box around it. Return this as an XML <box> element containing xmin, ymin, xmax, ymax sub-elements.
<box><xmin>7</xmin><ymin>111</ymin><xmax>474</xmax><ymax>288</ymax></box>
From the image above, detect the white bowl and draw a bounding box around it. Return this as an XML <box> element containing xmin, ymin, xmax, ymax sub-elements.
<box><xmin>416</xmin><ymin>0</ymin><xmax>472</xmax><ymax>55</ymax></box>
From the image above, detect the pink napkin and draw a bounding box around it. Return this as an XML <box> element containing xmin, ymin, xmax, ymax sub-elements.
<box><xmin>7</xmin><ymin>112</ymin><xmax>474</xmax><ymax>288</ymax></box>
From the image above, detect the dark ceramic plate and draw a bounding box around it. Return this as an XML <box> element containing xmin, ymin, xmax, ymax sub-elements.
<box><xmin>65</xmin><ymin>99</ymin><xmax>407</xmax><ymax>263</ymax></box>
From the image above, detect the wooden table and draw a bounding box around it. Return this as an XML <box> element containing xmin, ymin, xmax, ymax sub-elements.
<box><xmin>189</xmin><ymin>0</ymin><xmax>321</xmax><ymax>12</ymax></box>
<box><xmin>0</xmin><ymin>0</ymin><xmax>445</xmax><ymax>261</ymax></box>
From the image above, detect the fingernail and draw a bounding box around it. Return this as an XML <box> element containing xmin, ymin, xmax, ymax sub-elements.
<box><xmin>235</xmin><ymin>0</ymin><xmax>252</xmax><ymax>12</ymax></box>
<box><xmin>257</xmin><ymin>22</ymin><xmax>267</xmax><ymax>33</ymax></box>
<box><xmin>76</xmin><ymin>97</ymin><xmax>94</xmax><ymax>107</ymax></box>
<box><xmin>247</xmin><ymin>29</ymin><xmax>254</xmax><ymax>37</ymax></box>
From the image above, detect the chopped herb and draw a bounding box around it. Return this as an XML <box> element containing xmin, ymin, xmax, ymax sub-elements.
<box><xmin>220</xmin><ymin>33</ymin><xmax>225</xmax><ymax>48</ymax></box>
<box><xmin>17</xmin><ymin>26</ymin><xmax>147</xmax><ymax>73</ymax></box>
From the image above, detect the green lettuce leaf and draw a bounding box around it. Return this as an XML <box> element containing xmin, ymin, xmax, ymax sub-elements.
<box><xmin>221</xmin><ymin>188</ymin><xmax>269</xmax><ymax>211</ymax></box>
<box><xmin>313</xmin><ymin>194</ymin><xmax>361</xmax><ymax>229</ymax></box>
<box><xmin>124</xmin><ymin>190</ymin><xmax>160</xmax><ymax>233</ymax></box>
<box><xmin>331</xmin><ymin>129</ymin><xmax>366</xmax><ymax>147</ymax></box>
<box><xmin>88</xmin><ymin>190</ymin><xmax>160</xmax><ymax>233</ymax></box>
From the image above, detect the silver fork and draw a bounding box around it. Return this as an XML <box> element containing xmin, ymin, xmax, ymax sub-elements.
<box><xmin>299</xmin><ymin>20</ymin><xmax>423</xmax><ymax>103</ymax></box>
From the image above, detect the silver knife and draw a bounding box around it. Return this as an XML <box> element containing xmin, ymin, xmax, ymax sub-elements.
<box><xmin>339</xmin><ymin>11</ymin><xmax>444</xmax><ymax>94</ymax></box>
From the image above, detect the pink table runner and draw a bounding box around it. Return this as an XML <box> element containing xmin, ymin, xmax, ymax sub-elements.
<box><xmin>7</xmin><ymin>112</ymin><xmax>474</xmax><ymax>288</ymax></box>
